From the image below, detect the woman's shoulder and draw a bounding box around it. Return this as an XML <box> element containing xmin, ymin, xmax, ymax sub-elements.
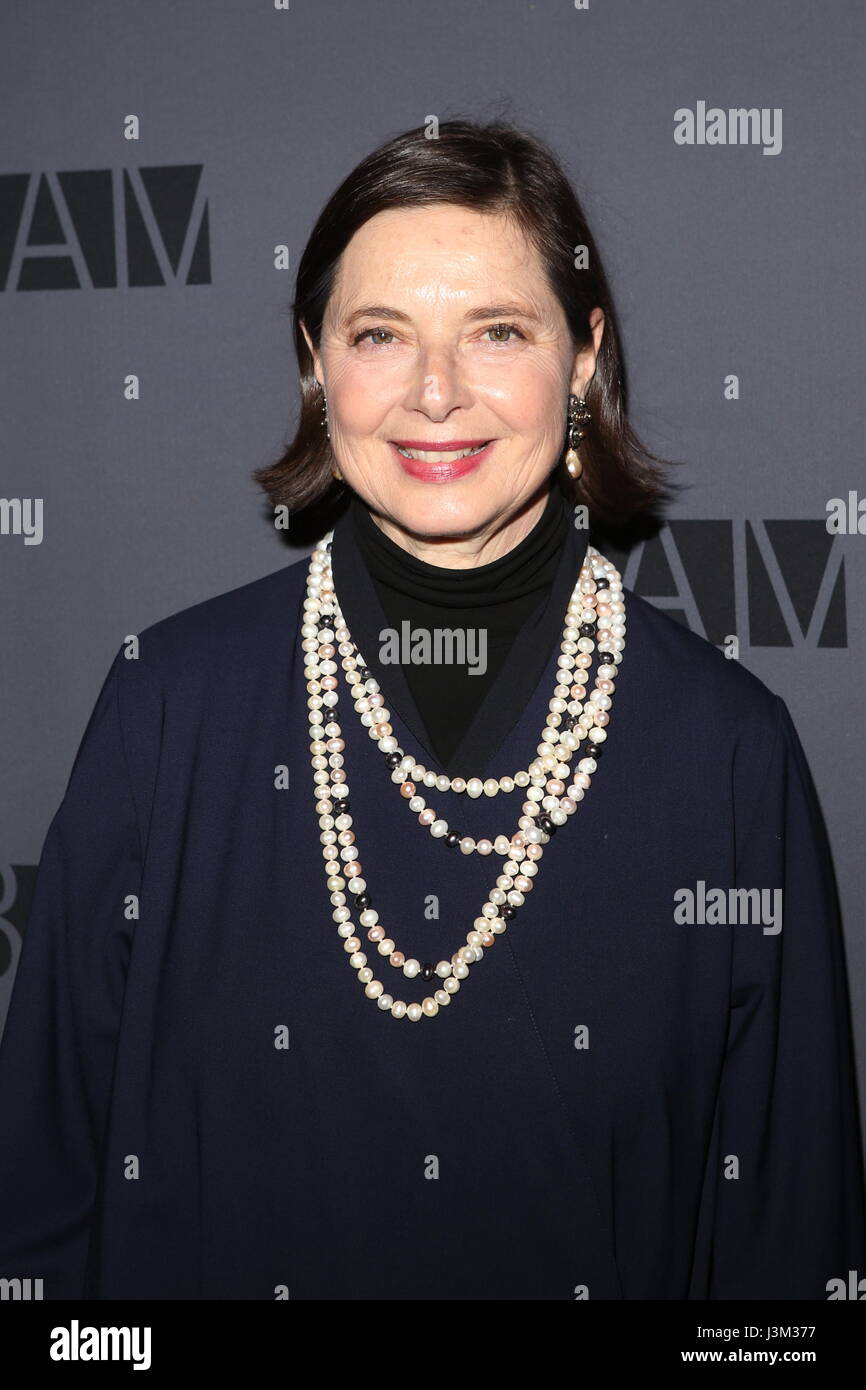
<box><xmin>621</xmin><ymin>584</ymin><xmax>783</xmax><ymax>733</ymax></box>
<box><xmin>118</xmin><ymin>550</ymin><xmax>312</xmax><ymax>690</ymax></box>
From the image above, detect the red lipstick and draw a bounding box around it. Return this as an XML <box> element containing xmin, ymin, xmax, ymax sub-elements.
<box><xmin>389</xmin><ymin>439</ymin><xmax>495</xmax><ymax>482</ymax></box>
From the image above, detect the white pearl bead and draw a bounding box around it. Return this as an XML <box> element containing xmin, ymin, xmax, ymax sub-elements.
<box><xmin>466</xmin><ymin>778</ymin><xmax>483</xmax><ymax>798</ymax></box>
<box><xmin>407</xmin><ymin>1004</ymin><xmax>423</xmax><ymax>1021</ymax></box>
<box><xmin>430</xmin><ymin>819</ymin><xmax>448</xmax><ymax>838</ymax></box>
<box><xmin>403</xmin><ymin>959</ymin><xmax>420</xmax><ymax>978</ymax></box>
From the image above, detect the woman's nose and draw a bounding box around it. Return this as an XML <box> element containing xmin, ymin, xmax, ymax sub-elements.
<box><xmin>406</xmin><ymin>346</ymin><xmax>468</xmax><ymax>416</ymax></box>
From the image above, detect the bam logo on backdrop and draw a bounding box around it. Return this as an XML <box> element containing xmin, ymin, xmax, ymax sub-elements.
<box><xmin>602</xmin><ymin>519</ymin><xmax>845</xmax><ymax>649</ymax></box>
<box><xmin>0</xmin><ymin>165</ymin><xmax>210</xmax><ymax>290</ymax></box>
<box><xmin>0</xmin><ymin>864</ymin><xmax>38</xmax><ymax>1017</ymax></box>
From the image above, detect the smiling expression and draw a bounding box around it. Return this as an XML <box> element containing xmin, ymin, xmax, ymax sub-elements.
<box><xmin>303</xmin><ymin>203</ymin><xmax>603</xmax><ymax>563</ymax></box>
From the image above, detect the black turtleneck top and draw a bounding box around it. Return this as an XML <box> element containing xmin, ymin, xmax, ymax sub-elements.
<box><xmin>331</xmin><ymin>486</ymin><xmax>587</xmax><ymax>773</ymax></box>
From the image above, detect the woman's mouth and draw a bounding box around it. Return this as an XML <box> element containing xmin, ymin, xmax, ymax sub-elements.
<box><xmin>389</xmin><ymin>439</ymin><xmax>494</xmax><ymax>480</ymax></box>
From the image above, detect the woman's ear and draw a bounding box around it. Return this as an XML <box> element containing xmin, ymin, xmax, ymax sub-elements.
<box><xmin>571</xmin><ymin>307</ymin><xmax>605</xmax><ymax>395</ymax></box>
<box><xmin>300</xmin><ymin>320</ymin><xmax>323</xmax><ymax>387</ymax></box>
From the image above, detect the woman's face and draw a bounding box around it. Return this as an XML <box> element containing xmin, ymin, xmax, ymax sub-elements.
<box><xmin>304</xmin><ymin>203</ymin><xmax>604</xmax><ymax>562</ymax></box>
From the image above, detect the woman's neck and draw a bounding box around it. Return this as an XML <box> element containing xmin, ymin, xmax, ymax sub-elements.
<box><xmin>362</xmin><ymin>486</ymin><xmax>554</xmax><ymax>568</ymax></box>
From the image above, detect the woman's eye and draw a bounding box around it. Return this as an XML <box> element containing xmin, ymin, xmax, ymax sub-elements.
<box><xmin>483</xmin><ymin>323</ymin><xmax>525</xmax><ymax>345</ymax></box>
<box><xmin>351</xmin><ymin>323</ymin><xmax>525</xmax><ymax>348</ymax></box>
<box><xmin>353</xmin><ymin>327</ymin><xmax>395</xmax><ymax>346</ymax></box>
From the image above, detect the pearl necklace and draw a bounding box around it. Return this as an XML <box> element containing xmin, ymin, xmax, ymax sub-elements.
<box><xmin>303</xmin><ymin>531</ymin><xmax>625</xmax><ymax>1021</ymax></box>
<box><xmin>329</xmin><ymin>562</ymin><xmax>620</xmax><ymax>855</ymax></box>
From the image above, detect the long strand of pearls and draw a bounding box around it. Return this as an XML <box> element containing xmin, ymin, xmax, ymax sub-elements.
<box><xmin>303</xmin><ymin>532</ymin><xmax>625</xmax><ymax>1021</ymax></box>
<box><xmin>332</xmin><ymin>564</ymin><xmax>619</xmax><ymax>853</ymax></box>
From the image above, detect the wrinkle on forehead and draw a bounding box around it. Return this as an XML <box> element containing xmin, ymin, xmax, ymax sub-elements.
<box><xmin>326</xmin><ymin>205</ymin><xmax>554</xmax><ymax>330</ymax></box>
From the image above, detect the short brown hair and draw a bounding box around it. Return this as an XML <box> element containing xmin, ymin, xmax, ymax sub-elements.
<box><xmin>254</xmin><ymin>117</ymin><xmax>677</xmax><ymax>529</ymax></box>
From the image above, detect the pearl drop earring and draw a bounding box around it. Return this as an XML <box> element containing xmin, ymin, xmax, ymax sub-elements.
<box><xmin>565</xmin><ymin>393</ymin><xmax>591</xmax><ymax>479</ymax></box>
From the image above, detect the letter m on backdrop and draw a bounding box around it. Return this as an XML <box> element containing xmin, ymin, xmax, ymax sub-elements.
<box><xmin>0</xmin><ymin>165</ymin><xmax>210</xmax><ymax>289</ymax></box>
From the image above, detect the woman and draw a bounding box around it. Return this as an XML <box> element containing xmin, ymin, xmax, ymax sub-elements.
<box><xmin>0</xmin><ymin>120</ymin><xmax>862</xmax><ymax>1301</ymax></box>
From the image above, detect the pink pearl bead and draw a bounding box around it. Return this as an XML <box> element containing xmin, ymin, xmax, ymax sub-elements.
<box><xmin>574</xmin><ymin>772</ymin><xmax>590</xmax><ymax>789</ymax></box>
<box><xmin>345</xmin><ymin>861</ymin><xmax>362</xmax><ymax>877</ymax></box>
<box><xmin>515</xmin><ymin>875</ymin><xmax>531</xmax><ymax>892</ymax></box>
<box><xmin>560</xmin><ymin>797</ymin><xmax>577</xmax><ymax>813</ymax></box>
<box><xmin>598</xmin><ymin>679</ymin><xmax>614</xmax><ymax>692</ymax></box>
<box><xmin>597</xmin><ymin>603</ymin><xmax>612</xmax><ymax>617</ymax></box>
<box><xmin>331</xmin><ymin>769</ymin><xmax>346</xmax><ymax>783</ymax></box>
<box><xmin>399</xmin><ymin>782</ymin><xmax>416</xmax><ymax>798</ymax></box>
<box><xmin>319</xmin><ymin>644</ymin><xmax>336</xmax><ymax>658</ymax></box>
<box><xmin>547</xmin><ymin>779</ymin><xmax>565</xmax><ymax>795</ymax></box>
<box><xmin>525</xmin><ymin>843</ymin><xmax>543</xmax><ymax>860</ymax></box>
<box><xmin>481</xmin><ymin>932</ymin><xmax>495</xmax><ymax>947</ymax></box>
<box><xmin>367</xmin><ymin>926</ymin><xmax>384</xmax><ymax>942</ymax></box>
<box><xmin>320</xmin><ymin>676</ymin><xmax>337</xmax><ymax>690</ymax></box>
<box><xmin>389</xmin><ymin>951</ymin><xmax>405</xmax><ymax>968</ymax></box>
<box><xmin>418</xmin><ymin>809</ymin><xmax>436</xmax><ymax>826</ymax></box>
<box><xmin>326</xmin><ymin>737</ymin><xmax>344</xmax><ymax>751</ymax></box>
<box><xmin>368</xmin><ymin>693</ymin><xmax>385</xmax><ymax>707</ymax></box>
<box><xmin>338</xmin><ymin>830</ymin><xmax>355</xmax><ymax>845</ymax></box>
<box><xmin>594</xmin><ymin>711</ymin><xmax>609</xmax><ymax>726</ymax></box>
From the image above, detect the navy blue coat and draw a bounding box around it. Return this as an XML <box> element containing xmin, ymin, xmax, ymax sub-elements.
<box><xmin>0</xmin><ymin>528</ymin><xmax>863</xmax><ymax>1299</ymax></box>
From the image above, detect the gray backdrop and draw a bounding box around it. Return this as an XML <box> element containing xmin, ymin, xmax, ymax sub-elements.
<box><xmin>2</xmin><ymin>1</ymin><xmax>864</xmax><ymax>1144</ymax></box>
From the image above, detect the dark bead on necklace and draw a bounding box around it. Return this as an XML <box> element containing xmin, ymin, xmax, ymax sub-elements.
<box><xmin>420</xmin><ymin>962</ymin><xmax>436</xmax><ymax>982</ymax></box>
<box><xmin>595</xmin><ymin>577</ymin><xmax>609</xmax><ymax>589</ymax></box>
<box><xmin>357</xmin><ymin>665</ymin><xmax>371</xmax><ymax>680</ymax></box>
<box><xmin>589</xmin><ymin>743</ymin><xmax>603</xmax><ymax>760</ymax></box>
<box><xmin>501</xmin><ymin>905</ymin><xmax>516</xmax><ymax>920</ymax></box>
<box><xmin>445</xmin><ymin>833</ymin><xmax>461</xmax><ymax>848</ymax></box>
<box><xmin>579</xmin><ymin>623</ymin><xmax>595</xmax><ymax>637</ymax></box>
<box><xmin>537</xmin><ymin>814</ymin><xmax>556</xmax><ymax>835</ymax></box>
<box><xmin>355</xmin><ymin>893</ymin><xmax>371</xmax><ymax>910</ymax></box>
<box><xmin>384</xmin><ymin>752</ymin><xmax>402</xmax><ymax>770</ymax></box>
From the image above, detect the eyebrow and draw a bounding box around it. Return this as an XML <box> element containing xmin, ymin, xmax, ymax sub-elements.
<box><xmin>339</xmin><ymin>302</ymin><xmax>543</xmax><ymax>329</ymax></box>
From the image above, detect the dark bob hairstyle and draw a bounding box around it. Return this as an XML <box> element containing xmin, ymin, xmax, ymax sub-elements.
<box><xmin>254</xmin><ymin>118</ymin><xmax>673</xmax><ymax>526</ymax></box>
